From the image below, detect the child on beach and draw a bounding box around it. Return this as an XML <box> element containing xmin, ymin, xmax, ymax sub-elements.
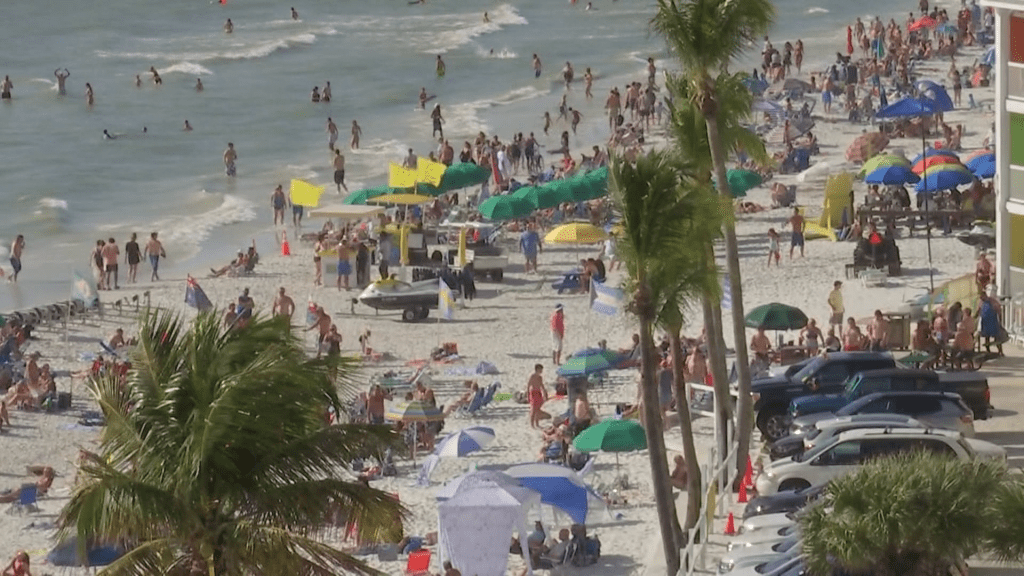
<box><xmin>767</xmin><ymin>228</ymin><xmax>781</xmax><ymax>266</ymax></box>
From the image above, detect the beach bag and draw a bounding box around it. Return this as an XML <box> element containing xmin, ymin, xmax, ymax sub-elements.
<box><xmin>997</xmin><ymin>326</ymin><xmax>1010</xmax><ymax>345</ymax></box>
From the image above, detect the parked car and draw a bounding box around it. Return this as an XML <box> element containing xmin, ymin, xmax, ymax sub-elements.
<box><xmin>752</xmin><ymin>352</ymin><xmax>897</xmax><ymax>440</ymax></box>
<box><xmin>721</xmin><ymin>553</ymin><xmax>802</xmax><ymax>576</ymax></box>
<box><xmin>789</xmin><ymin>392</ymin><xmax>976</xmax><ymax>438</ymax></box>
<box><xmin>738</xmin><ymin>512</ymin><xmax>799</xmax><ymax>534</ymax></box>
<box><xmin>719</xmin><ymin>536</ymin><xmax>801</xmax><ymax>573</ymax></box>
<box><xmin>755</xmin><ymin>427</ymin><xmax>1006</xmax><ymax>495</ymax></box>
<box><xmin>726</xmin><ymin>525</ymin><xmax>800</xmax><ymax>552</ymax></box>
<box><xmin>743</xmin><ymin>484</ymin><xmax>827</xmax><ymax>519</ymax></box>
<box><xmin>769</xmin><ymin>415</ymin><xmax>925</xmax><ymax>461</ymax></box>
<box><xmin>788</xmin><ymin>368</ymin><xmax>990</xmax><ymax>421</ymax></box>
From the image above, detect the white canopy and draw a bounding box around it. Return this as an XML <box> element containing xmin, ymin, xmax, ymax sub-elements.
<box><xmin>307</xmin><ymin>204</ymin><xmax>385</xmax><ymax>220</ymax></box>
<box><xmin>438</xmin><ymin>480</ymin><xmax>539</xmax><ymax>576</ymax></box>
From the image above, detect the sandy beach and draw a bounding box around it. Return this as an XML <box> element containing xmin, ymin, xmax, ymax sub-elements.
<box><xmin>0</xmin><ymin>5</ymin><xmax>1007</xmax><ymax>576</ymax></box>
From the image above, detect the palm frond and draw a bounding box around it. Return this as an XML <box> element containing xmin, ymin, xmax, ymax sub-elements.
<box><xmin>651</xmin><ymin>0</ymin><xmax>774</xmax><ymax>76</ymax></box>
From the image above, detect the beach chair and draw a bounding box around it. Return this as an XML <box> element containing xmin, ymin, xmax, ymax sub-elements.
<box><xmin>457</xmin><ymin>389</ymin><xmax>486</xmax><ymax>417</ymax></box>
<box><xmin>405</xmin><ymin>550</ymin><xmax>431</xmax><ymax>575</ymax></box>
<box><xmin>479</xmin><ymin>381</ymin><xmax>500</xmax><ymax>408</ymax></box>
<box><xmin>6</xmin><ymin>484</ymin><xmax>39</xmax><ymax>515</ymax></box>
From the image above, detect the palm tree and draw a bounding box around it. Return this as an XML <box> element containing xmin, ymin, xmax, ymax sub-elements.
<box><xmin>800</xmin><ymin>451</ymin><xmax>1005</xmax><ymax>576</ymax></box>
<box><xmin>662</xmin><ymin>71</ymin><xmax>769</xmax><ymax>481</ymax></box>
<box><xmin>611</xmin><ymin>149</ymin><xmax>724</xmax><ymax>573</ymax></box>
<box><xmin>986</xmin><ymin>476</ymin><xmax>1024</xmax><ymax>563</ymax></box>
<box><xmin>59</xmin><ymin>311</ymin><xmax>402</xmax><ymax>576</ymax></box>
<box><xmin>652</xmin><ymin>0</ymin><xmax>775</xmax><ymax>485</ymax></box>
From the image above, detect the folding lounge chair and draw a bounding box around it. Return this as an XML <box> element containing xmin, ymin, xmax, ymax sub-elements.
<box><xmin>6</xmin><ymin>484</ymin><xmax>39</xmax><ymax>515</ymax></box>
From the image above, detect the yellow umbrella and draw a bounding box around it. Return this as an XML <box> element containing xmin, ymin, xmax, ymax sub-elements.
<box><xmin>544</xmin><ymin>222</ymin><xmax>607</xmax><ymax>244</ymax></box>
<box><xmin>369</xmin><ymin>193</ymin><xmax>433</xmax><ymax>205</ymax></box>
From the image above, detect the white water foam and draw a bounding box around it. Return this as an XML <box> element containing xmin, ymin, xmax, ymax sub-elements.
<box><xmin>412</xmin><ymin>4</ymin><xmax>529</xmax><ymax>54</ymax></box>
<box><xmin>474</xmin><ymin>44</ymin><xmax>519</xmax><ymax>59</ymax></box>
<box><xmin>160</xmin><ymin>62</ymin><xmax>214</xmax><ymax>76</ymax></box>
<box><xmin>444</xmin><ymin>85</ymin><xmax>550</xmax><ymax>139</ymax></box>
<box><xmin>96</xmin><ymin>32</ymin><xmax>317</xmax><ymax>63</ymax></box>
<box><xmin>154</xmin><ymin>193</ymin><xmax>258</xmax><ymax>260</ymax></box>
<box><xmin>806</xmin><ymin>7</ymin><xmax>830</xmax><ymax>14</ymax></box>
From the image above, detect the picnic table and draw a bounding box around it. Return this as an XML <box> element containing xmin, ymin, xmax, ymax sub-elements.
<box><xmin>856</xmin><ymin>207</ymin><xmax>973</xmax><ymax>235</ymax></box>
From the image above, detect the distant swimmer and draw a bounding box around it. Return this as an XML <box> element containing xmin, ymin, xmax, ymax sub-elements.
<box><xmin>436</xmin><ymin>55</ymin><xmax>446</xmax><ymax>77</ymax></box>
<box><xmin>135</xmin><ymin>75</ymin><xmax>142</xmax><ymax>88</ymax></box>
<box><xmin>350</xmin><ymin>120</ymin><xmax>362</xmax><ymax>149</ymax></box>
<box><xmin>149</xmin><ymin>67</ymin><xmax>162</xmax><ymax>85</ymax></box>
<box><xmin>533</xmin><ymin>54</ymin><xmax>542</xmax><ymax>78</ymax></box>
<box><xmin>483</xmin><ymin>11</ymin><xmax>490</xmax><ymax>22</ymax></box>
<box><xmin>586</xmin><ymin>2</ymin><xmax>594</xmax><ymax>9</ymax></box>
<box><xmin>431</xmin><ymin>103</ymin><xmax>445</xmax><ymax>139</ymax></box>
<box><xmin>224</xmin><ymin>18</ymin><xmax>233</xmax><ymax>33</ymax></box>
<box><xmin>563</xmin><ymin>61</ymin><xmax>574</xmax><ymax>89</ymax></box>
<box><xmin>569</xmin><ymin>107</ymin><xmax>583</xmax><ymax>133</ymax></box>
<box><xmin>584</xmin><ymin>67</ymin><xmax>593</xmax><ymax>99</ymax></box>
<box><xmin>311</xmin><ymin>86</ymin><xmax>321</xmax><ymax>103</ymax></box>
<box><xmin>543</xmin><ymin>111</ymin><xmax>552</xmax><ymax>135</ymax></box>
<box><xmin>85</xmin><ymin>82</ymin><xmax>94</xmax><ymax>106</ymax></box>
<box><xmin>322</xmin><ymin>81</ymin><xmax>331</xmax><ymax>102</ymax></box>
<box><xmin>326</xmin><ymin>116</ymin><xmax>339</xmax><ymax>150</ymax></box>
<box><xmin>103</xmin><ymin>129</ymin><xmax>116</xmax><ymax>140</ymax></box>
<box><xmin>333</xmin><ymin>149</ymin><xmax>348</xmax><ymax>193</ymax></box>
<box><xmin>223</xmin><ymin>142</ymin><xmax>237</xmax><ymax>176</ymax></box>
<box><xmin>183</xmin><ymin>119</ymin><xmax>193</xmax><ymax>131</ymax></box>
<box><xmin>54</xmin><ymin>69</ymin><xmax>70</xmax><ymax>95</ymax></box>
<box><xmin>419</xmin><ymin>87</ymin><xmax>428</xmax><ymax>109</ymax></box>
<box><xmin>1</xmin><ymin>75</ymin><xmax>12</xmax><ymax>99</ymax></box>
<box><xmin>9</xmin><ymin>235</ymin><xmax>25</xmax><ymax>282</ymax></box>
<box><xmin>195</xmin><ymin>78</ymin><xmax>204</xmax><ymax>92</ymax></box>
<box><xmin>291</xmin><ymin>6</ymin><xmax>299</xmax><ymax>20</ymax></box>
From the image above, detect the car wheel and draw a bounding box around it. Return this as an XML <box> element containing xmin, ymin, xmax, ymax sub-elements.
<box><xmin>758</xmin><ymin>409</ymin><xmax>789</xmax><ymax>441</ymax></box>
<box><xmin>402</xmin><ymin>308</ymin><xmax>417</xmax><ymax>322</ymax></box>
<box><xmin>778</xmin><ymin>479</ymin><xmax>811</xmax><ymax>492</ymax></box>
<box><xmin>415</xmin><ymin>306</ymin><xmax>429</xmax><ymax>320</ymax></box>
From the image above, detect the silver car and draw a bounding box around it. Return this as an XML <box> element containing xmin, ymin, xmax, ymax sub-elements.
<box><xmin>789</xmin><ymin>392</ymin><xmax>975</xmax><ymax>438</ymax></box>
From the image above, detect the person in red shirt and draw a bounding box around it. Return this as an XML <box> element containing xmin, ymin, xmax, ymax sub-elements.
<box><xmin>551</xmin><ymin>304</ymin><xmax>565</xmax><ymax>365</ymax></box>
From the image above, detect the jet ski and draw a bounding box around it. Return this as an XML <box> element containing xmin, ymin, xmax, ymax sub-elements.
<box><xmin>955</xmin><ymin>220</ymin><xmax>995</xmax><ymax>249</ymax></box>
<box><xmin>357</xmin><ymin>278</ymin><xmax>453</xmax><ymax>322</ymax></box>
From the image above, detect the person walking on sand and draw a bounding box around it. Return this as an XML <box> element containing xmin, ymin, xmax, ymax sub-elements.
<box><xmin>101</xmin><ymin>236</ymin><xmax>120</xmax><ymax>289</ymax></box>
<box><xmin>271</xmin><ymin>184</ymin><xmax>287</xmax><ymax>225</ymax></box>
<box><xmin>124</xmin><ymin>232</ymin><xmax>141</xmax><ymax>284</ymax></box>
<box><xmin>605</xmin><ymin>88</ymin><xmax>621</xmax><ymax>131</ymax></box>
<box><xmin>326</xmin><ymin>117</ymin><xmax>338</xmax><ymax>150</ymax></box>
<box><xmin>436</xmin><ymin>54</ymin><xmax>446</xmax><ymax>77</ymax></box>
<box><xmin>54</xmin><ymin>68</ymin><xmax>70</xmax><ymax>95</ymax></box>
<box><xmin>333</xmin><ymin>149</ymin><xmax>347</xmax><ymax>193</ymax></box>
<box><xmin>336</xmin><ymin>238</ymin><xmax>352</xmax><ymax>291</ymax></box>
<box><xmin>306</xmin><ymin>306</ymin><xmax>332</xmax><ymax>358</ymax></box>
<box><xmin>520</xmin><ymin>224</ymin><xmax>541</xmax><ymax>273</ymax></box>
<box><xmin>272</xmin><ymin>286</ymin><xmax>295</xmax><ymax>327</ymax></box>
<box><xmin>313</xmin><ymin>234</ymin><xmax>326</xmax><ymax>286</ymax></box>
<box><xmin>350</xmin><ymin>120</ymin><xmax>362</xmax><ymax>149</ymax></box>
<box><xmin>223</xmin><ymin>142</ymin><xmax>237</xmax><ymax>176</ymax></box>
<box><xmin>9</xmin><ymin>235</ymin><xmax>24</xmax><ymax>282</ymax></box>
<box><xmin>526</xmin><ymin>364</ymin><xmax>551</xmax><ymax>428</ymax></box>
<box><xmin>827</xmin><ymin>280</ymin><xmax>844</xmax><ymax>334</ymax></box>
<box><xmin>431</xmin><ymin>103</ymin><xmax>445</xmax><ymax>139</ymax></box>
<box><xmin>145</xmin><ymin>232</ymin><xmax>165</xmax><ymax>282</ymax></box>
<box><xmin>767</xmin><ymin>228</ymin><xmax>781</xmax><ymax>266</ymax></box>
<box><xmin>785</xmin><ymin>206</ymin><xmax>805</xmax><ymax>258</ymax></box>
<box><xmin>551</xmin><ymin>304</ymin><xmax>565</xmax><ymax>365</ymax></box>
<box><xmin>91</xmin><ymin>240</ymin><xmax>107</xmax><ymax>290</ymax></box>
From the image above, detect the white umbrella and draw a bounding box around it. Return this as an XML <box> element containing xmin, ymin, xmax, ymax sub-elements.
<box><xmin>434</xmin><ymin>426</ymin><xmax>496</xmax><ymax>459</ymax></box>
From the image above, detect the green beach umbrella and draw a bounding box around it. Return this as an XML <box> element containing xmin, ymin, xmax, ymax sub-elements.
<box><xmin>439</xmin><ymin>162</ymin><xmax>490</xmax><ymax>191</ymax></box>
<box><xmin>343</xmin><ymin>185</ymin><xmax>401</xmax><ymax>205</ymax></box>
<box><xmin>858</xmin><ymin>154</ymin><xmax>911</xmax><ymax>178</ymax></box>
<box><xmin>572</xmin><ymin>419</ymin><xmax>647</xmax><ymax>472</ymax></box>
<box><xmin>512</xmin><ymin>185</ymin><xmax>565</xmax><ymax>210</ymax></box>
<box><xmin>725</xmin><ymin>169</ymin><xmax>762</xmax><ymax>197</ymax></box>
<box><xmin>477</xmin><ymin>195</ymin><xmax>533</xmax><ymax>221</ymax></box>
<box><xmin>744</xmin><ymin>302</ymin><xmax>809</xmax><ymax>330</ymax></box>
<box><xmin>557</xmin><ymin>354</ymin><xmax>612</xmax><ymax>377</ymax></box>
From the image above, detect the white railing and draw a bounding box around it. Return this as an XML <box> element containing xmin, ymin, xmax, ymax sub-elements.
<box><xmin>1004</xmin><ymin>292</ymin><xmax>1024</xmax><ymax>346</ymax></box>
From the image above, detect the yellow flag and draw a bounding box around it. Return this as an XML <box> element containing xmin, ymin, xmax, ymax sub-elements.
<box><xmin>289</xmin><ymin>179</ymin><xmax>324</xmax><ymax>208</ymax></box>
<box><xmin>416</xmin><ymin>157</ymin><xmax>446</xmax><ymax>187</ymax></box>
<box><xmin>388</xmin><ymin>163</ymin><xmax>417</xmax><ymax>189</ymax></box>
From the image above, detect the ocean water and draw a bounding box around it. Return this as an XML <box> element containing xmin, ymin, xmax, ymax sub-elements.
<box><xmin>0</xmin><ymin>0</ymin><xmax>918</xmax><ymax>312</ymax></box>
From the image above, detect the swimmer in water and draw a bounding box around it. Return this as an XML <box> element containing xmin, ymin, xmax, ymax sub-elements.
<box><xmin>586</xmin><ymin>2</ymin><xmax>593</xmax><ymax>9</ymax></box>
<box><xmin>135</xmin><ymin>74</ymin><xmax>142</xmax><ymax>88</ymax></box>
<box><xmin>103</xmin><ymin>129</ymin><xmax>116</xmax><ymax>140</ymax></box>
<box><xmin>350</xmin><ymin>120</ymin><xmax>362</xmax><ymax>149</ymax></box>
<box><xmin>311</xmin><ymin>86</ymin><xmax>321</xmax><ymax>103</ymax></box>
<box><xmin>291</xmin><ymin>6</ymin><xmax>299</xmax><ymax>20</ymax></box>
<box><xmin>584</xmin><ymin>67</ymin><xmax>593</xmax><ymax>99</ymax></box>
<box><xmin>54</xmin><ymin>69</ymin><xmax>70</xmax><ymax>95</ymax></box>
<box><xmin>327</xmin><ymin>117</ymin><xmax>339</xmax><ymax>150</ymax></box>
<box><xmin>223</xmin><ymin>142</ymin><xmax>237</xmax><ymax>177</ymax></box>
<box><xmin>195</xmin><ymin>78</ymin><xmax>203</xmax><ymax>92</ymax></box>
<box><xmin>149</xmin><ymin>67</ymin><xmax>162</xmax><ymax>85</ymax></box>
<box><xmin>322</xmin><ymin>81</ymin><xmax>331</xmax><ymax>102</ymax></box>
<box><xmin>483</xmin><ymin>11</ymin><xmax>490</xmax><ymax>22</ymax></box>
<box><xmin>419</xmin><ymin>87</ymin><xmax>428</xmax><ymax>109</ymax></box>
<box><xmin>1</xmin><ymin>75</ymin><xmax>12</xmax><ymax>99</ymax></box>
<box><xmin>224</xmin><ymin>18</ymin><xmax>233</xmax><ymax>34</ymax></box>
<box><xmin>85</xmin><ymin>83</ymin><xmax>94</xmax><ymax>106</ymax></box>
<box><xmin>436</xmin><ymin>55</ymin><xmax>446</xmax><ymax>77</ymax></box>
<box><xmin>533</xmin><ymin>54</ymin><xmax>542</xmax><ymax>78</ymax></box>
<box><xmin>431</xmin><ymin>103</ymin><xmax>445</xmax><ymax>139</ymax></box>
<box><xmin>183</xmin><ymin>120</ymin><xmax>193</xmax><ymax>131</ymax></box>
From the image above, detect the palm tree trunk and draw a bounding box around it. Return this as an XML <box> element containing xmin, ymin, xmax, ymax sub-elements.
<box><xmin>703</xmin><ymin>292</ymin><xmax>732</xmax><ymax>477</ymax></box>
<box><xmin>668</xmin><ymin>328</ymin><xmax>702</xmax><ymax>532</ymax></box>
<box><xmin>704</xmin><ymin>111</ymin><xmax>753</xmax><ymax>489</ymax></box>
<box><xmin>639</xmin><ymin>310</ymin><xmax>681</xmax><ymax>575</ymax></box>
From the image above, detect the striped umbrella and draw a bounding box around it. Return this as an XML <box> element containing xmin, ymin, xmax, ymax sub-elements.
<box><xmin>858</xmin><ymin>154</ymin><xmax>910</xmax><ymax>177</ymax></box>
<box><xmin>864</xmin><ymin>165</ymin><xmax>920</xmax><ymax>185</ymax></box>
<box><xmin>916</xmin><ymin>165</ymin><xmax>974</xmax><ymax>192</ymax></box>
<box><xmin>544</xmin><ymin>222</ymin><xmax>607</xmax><ymax>244</ymax></box>
<box><xmin>911</xmin><ymin>148</ymin><xmax>959</xmax><ymax>165</ymax></box>
<box><xmin>965</xmin><ymin>152</ymin><xmax>995</xmax><ymax>172</ymax></box>
<box><xmin>911</xmin><ymin>155</ymin><xmax>962</xmax><ymax>174</ymax></box>
<box><xmin>970</xmin><ymin>159</ymin><xmax>996</xmax><ymax>179</ymax></box>
<box><xmin>434</xmin><ymin>426</ymin><xmax>496</xmax><ymax>458</ymax></box>
<box><xmin>385</xmin><ymin>400</ymin><xmax>443</xmax><ymax>423</ymax></box>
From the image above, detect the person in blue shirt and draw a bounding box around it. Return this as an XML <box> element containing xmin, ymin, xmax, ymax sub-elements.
<box><xmin>519</xmin><ymin>224</ymin><xmax>541</xmax><ymax>273</ymax></box>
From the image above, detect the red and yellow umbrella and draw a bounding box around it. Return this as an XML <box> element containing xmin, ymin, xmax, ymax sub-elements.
<box><xmin>911</xmin><ymin>155</ymin><xmax>963</xmax><ymax>174</ymax></box>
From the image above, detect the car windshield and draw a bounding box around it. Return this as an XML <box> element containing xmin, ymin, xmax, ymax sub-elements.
<box><xmin>758</xmin><ymin>555</ymin><xmax>798</xmax><ymax>574</ymax></box>
<box><xmin>806</xmin><ymin>427</ymin><xmax>822</xmax><ymax>441</ymax></box>
<box><xmin>792</xmin><ymin>356</ymin><xmax>826</xmax><ymax>382</ymax></box>
<box><xmin>776</xmin><ymin>538</ymin><xmax>799</xmax><ymax>554</ymax></box>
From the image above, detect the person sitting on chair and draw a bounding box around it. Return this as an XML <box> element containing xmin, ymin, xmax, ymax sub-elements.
<box><xmin>0</xmin><ymin>466</ymin><xmax>54</xmax><ymax>503</ymax></box>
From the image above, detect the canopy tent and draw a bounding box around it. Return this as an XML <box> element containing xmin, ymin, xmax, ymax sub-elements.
<box><xmin>438</xmin><ymin>481</ymin><xmax>539</xmax><ymax>576</ymax></box>
<box><xmin>436</xmin><ymin>470</ymin><xmax>522</xmax><ymax>501</ymax></box>
<box><xmin>307</xmin><ymin>204</ymin><xmax>386</xmax><ymax>220</ymax></box>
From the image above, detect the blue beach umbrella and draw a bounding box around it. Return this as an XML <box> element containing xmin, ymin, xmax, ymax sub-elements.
<box><xmin>434</xmin><ymin>426</ymin><xmax>496</xmax><ymax>458</ymax></box>
<box><xmin>875</xmin><ymin>98</ymin><xmax>935</xmax><ymax>119</ymax></box>
<box><xmin>505</xmin><ymin>462</ymin><xmax>605</xmax><ymax>524</ymax></box>
<box><xmin>864</xmin><ymin>165</ymin><xmax>920</xmax><ymax>185</ymax></box>
<box><xmin>971</xmin><ymin>159</ymin><xmax>996</xmax><ymax>179</ymax></box>
<box><xmin>916</xmin><ymin>165</ymin><xmax>974</xmax><ymax>192</ymax></box>
<box><xmin>965</xmin><ymin>153</ymin><xmax>996</xmax><ymax>172</ymax></box>
<box><xmin>911</xmin><ymin>148</ymin><xmax>960</xmax><ymax>165</ymax></box>
<box><xmin>921</xmin><ymin>86</ymin><xmax>955</xmax><ymax>112</ymax></box>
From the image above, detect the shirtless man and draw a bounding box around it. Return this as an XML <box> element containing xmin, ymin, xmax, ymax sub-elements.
<box><xmin>323</xmin><ymin>150</ymin><xmax>346</xmax><ymax>196</ymax></box>
<box><xmin>367</xmin><ymin>384</ymin><xmax>389</xmax><ymax>424</ymax></box>
<box><xmin>326</xmin><ymin>117</ymin><xmax>339</xmax><ymax>150</ymax></box>
<box><xmin>403</xmin><ymin>148</ymin><xmax>418</xmax><ymax>169</ymax></box>
<box><xmin>145</xmin><ymin>232</ymin><xmax>165</xmax><ymax>281</ymax></box>
<box><xmin>224</xmin><ymin>18</ymin><xmax>234</xmax><ymax>33</ymax></box>
<box><xmin>306</xmin><ymin>306</ymin><xmax>332</xmax><ymax>358</ymax></box>
<box><xmin>322</xmin><ymin>81</ymin><xmax>331</xmax><ymax>102</ymax></box>
<box><xmin>1</xmin><ymin>75</ymin><xmax>12</xmax><ymax>99</ymax></box>
<box><xmin>605</xmin><ymin>88</ymin><xmax>621</xmax><ymax>131</ymax></box>
<box><xmin>291</xmin><ymin>6</ymin><xmax>299</xmax><ymax>20</ymax></box>
<box><xmin>532</xmin><ymin>53</ymin><xmax>542</xmax><ymax>78</ymax></box>
<box><xmin>101</xmin><ymin>237</ymin><xmax>120</xmax><ymax>290</ymax></box>
<box><xmin>336</xmin><ymin>238</ymin><xmax>352</xmax><ymax>290</ymax></box>
<box><xmin>109</xmin><ymin>328</ymin><xmax>126</xmax><ymax>349</ymax></box>
<box><xmin>975</xmin><ymin>252</ymin><xmax>994</xmax><ymax>290</ymax></box>
<box><xmin>584</xmin><ymin>67</ymin><xmax>593</xmax><ymax>99</ymax></box>
<box><xmin>272</xmin><ymin>287</ymin><xmax>295</xmax><ymax>327</ymax></box>
<box><xmin>562</xmin><ymin>61</ymin><xmax>574</xmax><ymax>89</ymax></box>
<box><xmin>569</xmin><ymin>108</ymin><xmax>583</xmax><ymax>134</ymax></box>
<box><xmin>414</xmin><ymin>380</ymin><xmax>437</xmax><ymax>406</ymax></box>
<box><xmin>271</xmin><ymin>185</ymin><xmax>287</xmax><ymax>225</ymax></box>
<box><xmin>419</xmin><ymin>87</ymin><xmax>429</xmax><ymax>109</ymax></box>
<box><xmin>785</xmin><ymin>207</ymin><xmax>805</xmax><ymax>258</ymax></box>
<box><xmin>350</xmin><ymin>120</ymin><xmax>362</xmax><ymax>149</ymax></box>
<box><xmin>9</xmin><ymin>235</ymin><xmax>24</xmax><ymax>282</ymax></box>
<box><xmin>866</xmin><ymin>309</ymin><xmax>889</xmax><ymax>351</ymax></box>
<box><xmin>526</xmin><ymin>364</ymin><xmax>550</xmax><ymax>428</ymax></box>
<box><xmin>54</xmin><ymin>69</ymin><xmax>70</xmax><ymax>95</ymax></box>
<box><xmin>195</xmin><ymin>78</ymin><xmax>203</xmax><ymax>92</ymax></box>
<box><xmin>223</xmin><ymin>142</ymin><xmax>237</xmax><ymax>176</ymax></box>
<box><xmin>183</xmin><ymin>119</ymin><xmax>193</xmax><ymax>131</ymax></box>
<box><xmin>149</xmin><ymin>66</ymin><xmax>162</xmax><ymax>86</ymax></box>
<box><xmin>431</xmin><ymin>104</ymin><xmax>445</xmax><ymax>139</ymax></box>
<box><xmin>750</xmin><ymin>327</ymin><xmax>772</xmax><ymax>365</ymax></box>
<box><xmin>85</xmin><ymin>83</ymin><xmax>94</xmax><ymax>106</ymax></box>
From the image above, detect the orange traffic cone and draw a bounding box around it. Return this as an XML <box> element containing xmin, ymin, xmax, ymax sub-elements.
<box><xmin>738</xmin><ymin>482</ymin><xmax>748</xmax><ymax>504</ymax></box>
<box><xmin>724</xmin><ymin>512</ymin><xmax>736</xmax><ymax>536</ymax></box>
<box><xmin>743</xmin><ymin>455</ymin><xmax>754</xmax><ymax>488</ymax></box>
<box><xmin>281</xmin><ymin>232</ymin><xmax>291</xmax><ymax>256</ymax></box>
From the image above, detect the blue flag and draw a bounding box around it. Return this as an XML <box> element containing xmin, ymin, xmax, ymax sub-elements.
<box><xmin>71</xmin><ymin>270</ymin><xmax>99</xmax><ymax>308</ymax></box>
<box><xmin>184</xmin><ymin>276</ymin><xmax>213</xmax><ymax>312</ymax></box>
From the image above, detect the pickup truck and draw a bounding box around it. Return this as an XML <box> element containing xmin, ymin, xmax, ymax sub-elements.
<box><xmin>789</xmin><ymin>368</ymin><xmax>991</xmax><ymax>422</ymax></box>
<box><xmin>752</xmin><ymin>352</ymin><xmax>896</xmax><ymax>440</ymax></box>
